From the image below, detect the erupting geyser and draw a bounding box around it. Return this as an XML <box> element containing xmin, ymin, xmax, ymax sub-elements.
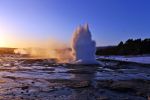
<box><xmin>71</xmin><ymin>24</ymin><xmax>99</xmax><ymax>64</ymax></box>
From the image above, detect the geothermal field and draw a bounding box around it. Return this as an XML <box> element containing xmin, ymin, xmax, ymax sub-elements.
<box><xmin>0</xmin><ymin>25</ymin><xmax>149</xmax><ymax>100</ymax></box>
<box><xmin>0</xmin><ymin>54</ymin><xmax>150</xmax><ymax>100</ymax></box>
<box><xmin>1</xmin><ymin>0</ymin><xmax>150</xmax><ymax>100</ymax></box>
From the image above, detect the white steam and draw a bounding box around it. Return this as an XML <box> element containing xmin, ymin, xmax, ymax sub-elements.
<box><xmin>14</xmin><ymin>24</ymin><xmax>100</xmax><ymax>64</ymax></box>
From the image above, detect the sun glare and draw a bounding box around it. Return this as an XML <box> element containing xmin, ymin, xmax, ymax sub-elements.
<box><xmin>0</xmin><ymin>34</ymin><xmax>8</xmax><ymax>47</ymax></box>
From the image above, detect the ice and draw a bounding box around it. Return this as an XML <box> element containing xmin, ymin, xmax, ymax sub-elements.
<box><xmin>71</xmin><ymin>24</ymin><xmax>100</xmax><ymax>64</ymax></box>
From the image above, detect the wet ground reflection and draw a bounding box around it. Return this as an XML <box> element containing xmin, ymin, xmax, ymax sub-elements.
<box><xmin>0</xmin><ymin>57</ymin><xmax>149</xmax><ymax>100</ymax></box>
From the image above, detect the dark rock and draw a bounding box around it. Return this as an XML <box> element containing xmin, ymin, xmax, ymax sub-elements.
<box><xmin>119</xmin><ymin>97</ymin><xmax>129</xmax><ymax>100</ymax></box>
<box><xmin>21</xmin><ymin>92</ymin><xmax>24</xmax><ymax>94</ymax></box>
<box><xmin>97</xmin><ymin>79</ymin><xmax>150</xmax><ymax>97</ymax></box>
<box><xmin>96</xmin><ymin>96</ymin><xmax>109</xmax><ymax>100</ymax></box>
<box><xmin>110</xmin><ymin>81</ymin><xmax>135</xmax><ymax>92</ymax></box>
<box><xmin>47</xmin><ymin>79</ymin><xmax>90</xmax><ymax>88</ymax></box>
<box><xmin>66</xmin><ymin>80</ymin><xmax>90</xmax><ymax>88</ymax></box>
<box><xmin>148</xmin><ymin>96</ymin><xmax>150</xmax><ymax>100</ymax></box>
<box><xmin>3</xmin><ymin>76</ymin><xmax>17</xmax><ymax>80</ymax></box>
<box><xmin>99</xmin><ymin>90</ymin><xmax>105</xmax><ymax>93</ymax></box>
<box><xmin>21</xmin><ymin>86</ymin><xmax>29</xmax><ymax>90</ymax></box>
<box><xmin>31</xmin><ymin>81</ymin><xmax>35</xmax><ymax>84</ymax></box>
<box><xmin>96</xmin><ymin>80</ymin><xmax>113</xmax><ymax>88</ymax></box>
<box><xmin>136</xmin><ymin>91</ymin><xmax>144</xmax><ymax>96</ymax></box>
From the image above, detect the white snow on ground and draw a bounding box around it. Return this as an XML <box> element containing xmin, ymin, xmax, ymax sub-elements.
<box><xmin>98</xmin><ymin>55</ymin><xmax>150</xmax><ymax>64</ymax></box>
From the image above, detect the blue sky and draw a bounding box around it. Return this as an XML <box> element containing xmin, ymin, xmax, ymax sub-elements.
<box><xmin>0</xmin><ymin>0</ymin><xmax>150</xmax><ymax>47</ymax></box>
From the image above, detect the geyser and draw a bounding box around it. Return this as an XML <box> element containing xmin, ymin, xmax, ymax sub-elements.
<box><xmin>71</xmin><ymin>24</ymin><xmax>99</xmax><ymax>64</ymax></box>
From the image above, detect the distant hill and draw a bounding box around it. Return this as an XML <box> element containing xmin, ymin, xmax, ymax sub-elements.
<box><xmin>96</xmin><ymin>38</ymin><xmax>150</xmax><ymax>55</ymax></box>
<box><xmin>0</xmin><ymin>48</ymin><xmax>16</xmax><ymax>54</ymax></box>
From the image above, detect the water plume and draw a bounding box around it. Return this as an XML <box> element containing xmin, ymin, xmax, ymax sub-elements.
<box><xmin>71</xmin><ymin>24</ymin><xmax>99</xmax><ymax>64</ymax></box>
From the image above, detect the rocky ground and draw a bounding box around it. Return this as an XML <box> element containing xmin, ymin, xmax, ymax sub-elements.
<box><xmin>0</xmin><ymin>55</ymin><xmax>149</xmax><ymax>100</ymax></box>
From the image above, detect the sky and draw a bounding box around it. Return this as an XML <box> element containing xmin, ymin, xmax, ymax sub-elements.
<box><xmin>0</xmin><ymin>0</ymin><xmax>150</xmax><ymax>47</ymax></box>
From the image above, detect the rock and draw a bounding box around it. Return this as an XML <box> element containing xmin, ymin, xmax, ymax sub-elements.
<box><xmin>148</xmin><ymin>96</ymin><xmax>150</xmax><ymax>100</ymax></box>
<box><xmin>110</xmin><ymin>81</ymin><xmax>135</xmax><ymax>92</ymax></box>
<box><xmin>96</xmin><ymin>80</ymin><xmax>113</xmax><ymax>88</ymax></box>
<box><xmin>120</xmin><ymin>97</ymin><xmax>129</xmax><ymax>100</ymax></box>
<box><xmin>67</xmin><ymin>69</ymin><xmax>93</xmax><ymax>74</ymax></box>
<box><xmin>136</xmin><ymin>91</ymin><xmax>144</xmax><ymax>96</ymax></box>
<box><xmin>147</xmin><ymin>74</ymin><xmax>150</xmax><ymax>77</ymax></box>
<box><xmin>96</xmin><ymin>96</ymin><xmax>109</xmax><ymax>100</ymax></box>
<box><xmin>97</xmin><ymin>79</ymin><xmax>150</xmax><ymax>97</ymax></box>
<box><xmin>67</xmin><ymin>80</ymin><xmax>90</xmax><ymax>88</ymax></box>
<box><xmin>21</xmin><ymin>91</ymin><xmax>24</xmax><ymax>94</ymax></box>
<box><xmin>3</xmin><ymin>76</ymin><xmax>17</xmax><ymax>80</ymax></box>
<box><xmin>31</xmin><ymin>81</ymin><xmax>35</xmax><ymax>84</ymax></box>
<box><xmin>21</xmin><ymin>86</ymin><xmax>29</xmax><ymax>90</ymax></box>
<box><xmin>47</xmin><ymin>79</ymin><xmax>90</xmax><ymax>88</ymax></box>
<box><xmin>99</xmin><ymin>90</ymin><xmax>105</xmax><ymax>93</ymax></box>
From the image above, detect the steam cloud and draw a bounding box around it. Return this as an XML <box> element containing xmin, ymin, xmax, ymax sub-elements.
<box><xmin>14</xmin><ymin>39</ymin><xmax>73</xmax><ymax>63</ymax></box>
<box><xmin>14</xmin><ymin>24</ymin><xmax>99</xmax><ymax>64</ymax></box>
